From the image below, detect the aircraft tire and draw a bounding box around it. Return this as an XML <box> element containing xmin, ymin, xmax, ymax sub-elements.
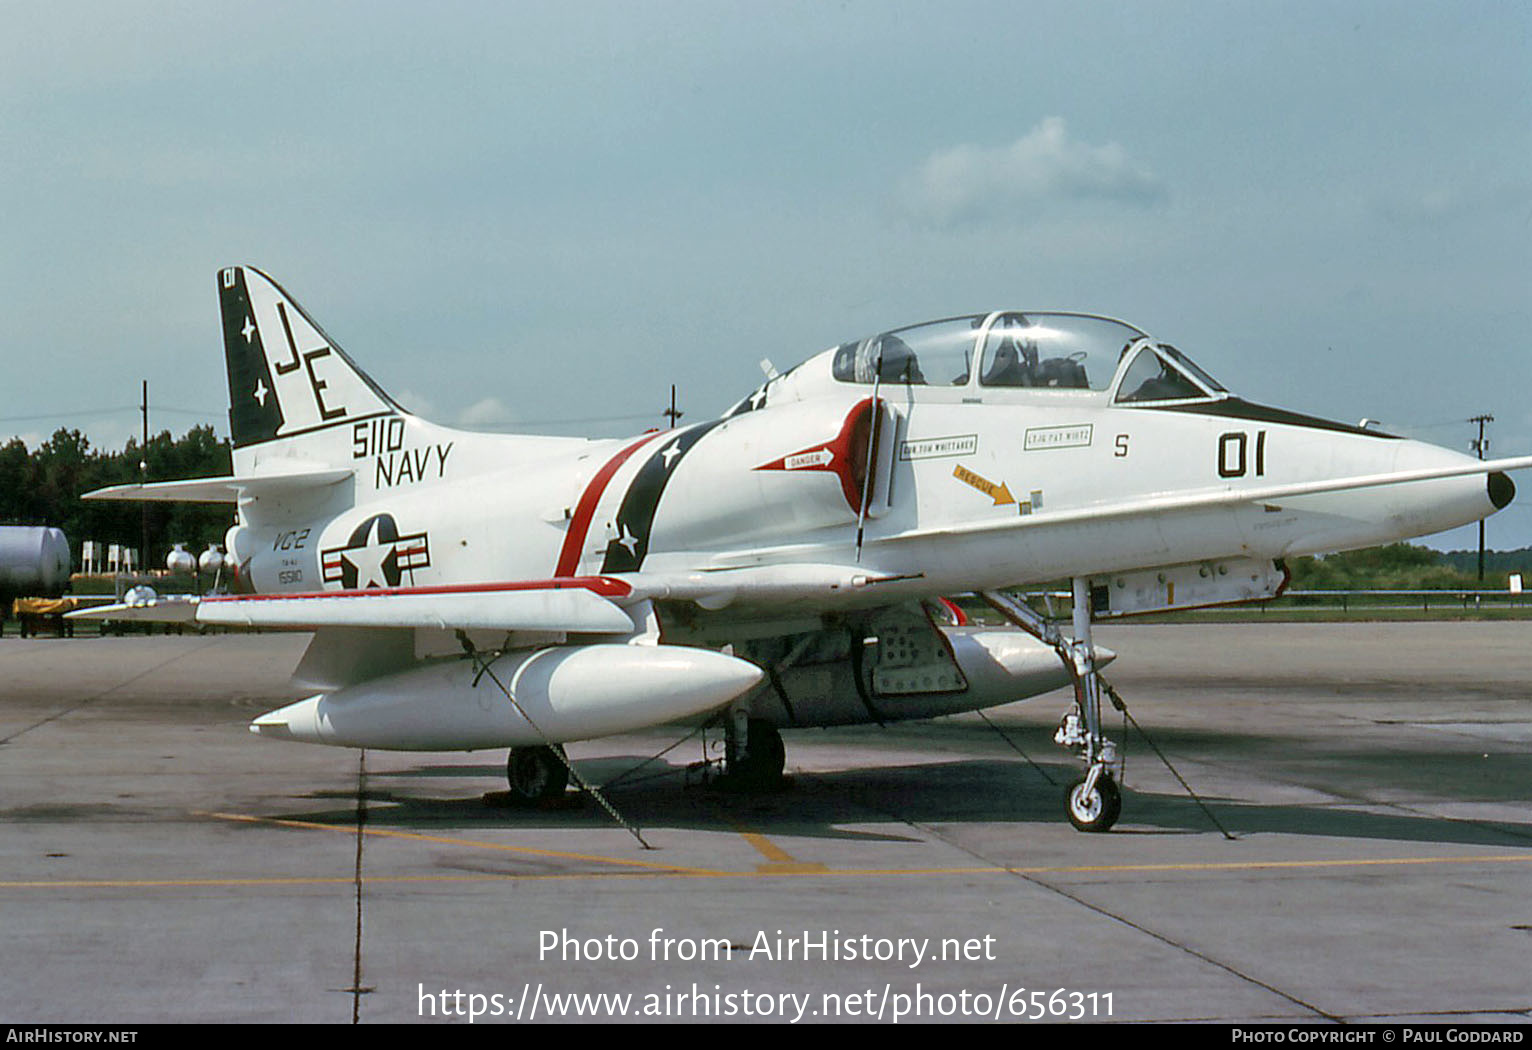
<box><xmin>506</xmin><ymin>746</ymin><xmax>569</xmax><ymax>804</ymax></box>
<box><xmin>747</xmin><ymin>720</ymin><xmax>786</xmax><ymax>781</ymax></box>
<box><xmin>1064</xmin><ymin>772</ymin><xmax>1121</xmax><ymax>832</ymax></box>
<box><xmin>727</xmin><ymin>720</ymin><xmax>786</xmax><ymax>789</ymax></box>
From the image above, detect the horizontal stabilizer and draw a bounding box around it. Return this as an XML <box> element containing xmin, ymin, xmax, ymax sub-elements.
<box><xmin>196</xmin><ymin>579</ymin><xmax>637</xmax><ymax>633</ymax></box>
<box><xmin>83</xmin><ymin>468</ymin><xmax>354</xmax><ymax>503</ymax></box>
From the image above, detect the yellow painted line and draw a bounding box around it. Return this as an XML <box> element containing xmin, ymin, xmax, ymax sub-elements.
<box><xmin>731</xmin><ymin>824</ymin><xmax>829</xmax><ymax>874</ymax></box>
<box><xmin>1008</xmin><ymin>853</ymin><xmax>1532</xmax><ymax>876</ymax></box>
<box><xmin>0</xmin><ymin>872</ymin><xmax>679</xmax><ymax>890</ymax></box>
<box><xmin>200</xmin><ymin>811</ymin><xmax>725</xmax><ymax>876</ymax></box>
<box><xmin>4</xmin><ymin>852</ymin><xmax>1532</xmax><ymax>891</ymax></box>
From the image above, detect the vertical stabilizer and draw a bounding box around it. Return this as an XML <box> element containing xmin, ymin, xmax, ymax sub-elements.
<box><xmin>219</xmin><ymin>266</ymin><xmax>400</xmax><ymax>452</ymax></box>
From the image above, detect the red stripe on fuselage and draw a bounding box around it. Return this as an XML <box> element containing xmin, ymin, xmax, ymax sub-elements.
<box><xmin>554</xmin><ymin>431</ymin><xmax>666</xmax><ymax>577</ymax></box>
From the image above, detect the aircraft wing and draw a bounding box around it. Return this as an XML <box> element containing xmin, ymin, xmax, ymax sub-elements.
<box><xmin>67</xmin><ymin>595</ymin><xmax>202</xmax><ymax>623</ymax></box>
<box><xmin>66</xmin><ymin>566</ymin><xmax>920</xmax><ymax>629</ymax></box>
<box><xmin>69</xmin><ymin>578</ymin><xmax>639</xmax><ymax>634</ymax></box>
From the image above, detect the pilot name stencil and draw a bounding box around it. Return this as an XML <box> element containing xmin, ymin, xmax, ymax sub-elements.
<box><xmin>899</xmin><ymin>434</ymin><xmax>978</xmax><ymax>461</ymax></box>
<box><xmin>1023</xmin><ymin>425</ymin><xmax>1093</xmax><ymax>451</ymax></box>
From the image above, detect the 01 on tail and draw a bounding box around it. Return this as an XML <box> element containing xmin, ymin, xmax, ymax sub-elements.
<box><xmin>79</xmin><ymin>265</ymin><xmax>1530</xmax><ymax>831</ymax></box>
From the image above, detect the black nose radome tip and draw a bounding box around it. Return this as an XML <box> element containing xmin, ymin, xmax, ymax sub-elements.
<box><xmin>1488</xmin><ymin>471</ymin><xmax>1515</xmax><ymax>510</ymax></box>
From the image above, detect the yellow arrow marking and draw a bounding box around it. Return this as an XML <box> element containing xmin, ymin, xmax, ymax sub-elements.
<box><xmin>953</xmin><ymin>464</ymin><xmax>1014</xmax><ymax>505</ymax></box>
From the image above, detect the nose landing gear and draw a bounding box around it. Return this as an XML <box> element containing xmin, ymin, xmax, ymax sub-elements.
<box><xmin>984</xmin><ymin>578</ymin><xmax>1124</xmax><ymax>832</ymax></box>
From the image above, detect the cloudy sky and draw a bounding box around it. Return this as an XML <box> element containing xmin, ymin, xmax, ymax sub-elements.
<box><xmin>3</xmin><ymin>1</ymin><xmax>1529</xmax><ymax>549</ymax></box>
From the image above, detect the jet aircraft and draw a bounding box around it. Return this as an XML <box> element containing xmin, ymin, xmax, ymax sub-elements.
<box><xmin>80</xmin><ymin>267</ymin><xmax>1531</xmax><ymax>831</ymax></box>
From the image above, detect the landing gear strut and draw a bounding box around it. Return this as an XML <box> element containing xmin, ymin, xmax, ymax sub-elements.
<box><xmin>983</xmin><ymin>578</ymin><xmax>1123</xmax><ymax>832</ymax></box>
<box><xmin>1056</xmin><ymin>577</ymin><xmax>1121</xmax><ymax>831</ymax></box>
<box><xmin>506</xmin><ymin>745</ymin><xmax>570</xmax><ymax>803</ymax></box>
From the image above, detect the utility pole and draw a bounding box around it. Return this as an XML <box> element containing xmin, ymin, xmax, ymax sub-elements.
<box><xmin>141</xmin><ymin>380</ymin><xmax>149</xmax><ymax>577</ymax></box>
<box><xmin>662</xmin><ymin>385</ymin><xmax>683</xmax><ymax>428</ymax></box>
<box><xmin>1469</xmin><ymin>414</ymin><xmax>1494</xmax><ymax>582</ymax></box>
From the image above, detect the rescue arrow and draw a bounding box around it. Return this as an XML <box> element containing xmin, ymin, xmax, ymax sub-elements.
<box><xmin>953</xmin><ymin>464</ymin><xmax>1015</xmax><ymax>505</ymax></box>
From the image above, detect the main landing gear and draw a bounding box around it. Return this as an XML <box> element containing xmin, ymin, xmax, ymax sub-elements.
<box><xmin>506</xmin><ymin>745</ymin><xmax>570</xmax><ymax>804</ymax></box>
<box><xmin>984</xmin><ymin>578</ymin><xmax>1124</xmax><ymax>832</ymax></box>
<box><xmin>720</xmin><ymin>705</ymin><xmax>786</xmax><ymax>790</ymax></box>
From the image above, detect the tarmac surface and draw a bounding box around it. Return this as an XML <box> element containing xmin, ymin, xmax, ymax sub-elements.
<box><xmin>1</xmin><ymin>622</ymin><xmax>1528</xmax><ymax>1024</ymax></box>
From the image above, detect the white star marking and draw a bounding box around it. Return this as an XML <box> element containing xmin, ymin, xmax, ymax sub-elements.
<box><xmin>661</xmin><ymin>441</ymin><xmax>681</xmax><ymax>469</ymax></box>
<box><xmin>341</xmin><ymin>519</ymin><xmax>394</xmax><ymax>588</ymax></box>
<box><xmin>615</xmin><ymin>523</ymin><xmax>640</xmax><ymax>556</ymax></box>
<box><xmin>253</xmin><ymin>379</ymin><xmax>269</xmax><ymax>406</ymax></box>
<box><xmin>242</xmin><ymin>317</ymin><xmax>256</xmax><ymax>343</ymax></box>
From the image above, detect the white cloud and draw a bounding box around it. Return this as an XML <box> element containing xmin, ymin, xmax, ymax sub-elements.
<box><xmin>457</xmin><ymin>397</ymin><xmax>514</xmax><ymax>427</ymax></box>
<box><xmin>898</xmin><ymin>117</ymin><xmax>1167</xmax><ymax>227</ymax></box>
<box><xmin>393</xmin><ymin>389</ymin><xmax>439</xmax><ymax>420</ymax></box>
<box><xmin>1378</xmin><ymin>181</ymin><xmax>1532</xmax><ymax>226</ymax></box>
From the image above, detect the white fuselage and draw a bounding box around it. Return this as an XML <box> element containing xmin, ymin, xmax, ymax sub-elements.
<box><xmin>227</xmin><ymin>362</ymin><xmax>1496</xmax><ymax>607</ymax></box>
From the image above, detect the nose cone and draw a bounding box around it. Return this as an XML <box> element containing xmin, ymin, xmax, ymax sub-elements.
<box><xmin>1489</xmin><ymin>471</ymin><xmax>1515</xmax><ymax>510</ymax></box>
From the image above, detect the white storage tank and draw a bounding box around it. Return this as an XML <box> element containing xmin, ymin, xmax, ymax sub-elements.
<box><xmin>0</xmin><ymin>526</ymin><xmax>72</xmax><ymax>595</ymax></box>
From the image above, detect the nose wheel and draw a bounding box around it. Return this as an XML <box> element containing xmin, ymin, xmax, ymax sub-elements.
<box><xmin>1065</xmin><ymin>770</ymin><xmax>1121</xmax><ymax>832</ymax></box>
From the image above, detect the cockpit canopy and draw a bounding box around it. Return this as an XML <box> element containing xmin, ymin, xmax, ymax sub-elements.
<box><xmin>726</xmin><ymin>311</ymin><xmax>1229</xmax><ymax>417</ymax></box>
<box><xmin>829</xmin><ymin>312</ymin><xmax>1225</xmax><ymax>401</ymax></box>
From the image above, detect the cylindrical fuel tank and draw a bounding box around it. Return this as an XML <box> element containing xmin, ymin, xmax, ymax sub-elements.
<box><xmin>0</xmin><ymin>526</ymin><xmax>71</xmax><ymax>594</ymax></box>
<box><xmin>251</xmin><ymin>643</ymin><xmax>764</xmax><ymax>750</ymax></box>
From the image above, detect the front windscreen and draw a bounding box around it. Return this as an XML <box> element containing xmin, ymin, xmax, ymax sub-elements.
<box><xmin>1157</xmin><ymin>344</ymin><xmax>1225</xmax><ymax>393</ymax></box>
<box><xmin>1114</xmin><ymin>344</ymin><xmax>1225</xmax><ymax>403</ymax></box>
<box><xmin>977</xmin><ymin>313</ymin><xmax>1145</xmax><ymax>392</ymax></box>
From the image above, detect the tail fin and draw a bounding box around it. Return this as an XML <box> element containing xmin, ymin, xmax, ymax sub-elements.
<box><xmin>219</xmin><ymin>266</ymin><xmax>400</xmax><ymax>451</ymax></box>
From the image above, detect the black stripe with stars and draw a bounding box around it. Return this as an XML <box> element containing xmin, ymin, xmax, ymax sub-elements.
<box><xmin>599</xmin><ymin>420</ymin><xmax>725</xmax><ymax>573</ymax></box>
<box><xmin>220</xmin><ymin>269</ymin><xmax>284</xmax><ymax>448</ymax></box>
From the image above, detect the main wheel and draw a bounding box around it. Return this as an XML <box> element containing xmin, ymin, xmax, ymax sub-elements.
<box><xmin>1064</xmin><ymin>772</ymin><xmax>1121</xmax><ymax>832</ymax></box>
<box><xmin>727</xmin><ymin>720</ymin><xmax>786</xmax><ymax>789</ymax></box>
<box><xmin>506</xmin><ymin>746</ymin><xmax>569</xmax><ymax>804</ymax></box>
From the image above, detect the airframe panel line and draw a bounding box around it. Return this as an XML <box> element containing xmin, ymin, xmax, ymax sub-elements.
<box><xmin>200</xmin><ymin>810</ymin><xmax>724</xmax><ymax>874</ymax></box>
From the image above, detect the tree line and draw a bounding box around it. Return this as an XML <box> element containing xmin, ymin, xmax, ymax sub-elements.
<box><xmin>0</xmin><ymin>426</ymin><xmax>233</xmax><ymax>571</ymax></box>
<box><xmin>1286</xmin><ymin>543</ymin><xmax>1530</xmax><ymax>590</ymax></box>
